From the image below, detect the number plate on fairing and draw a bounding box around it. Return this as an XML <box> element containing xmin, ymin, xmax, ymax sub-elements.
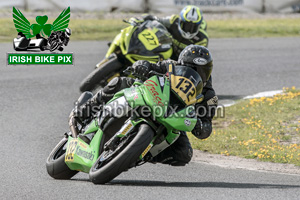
<box><xmin>171</xmin><ymin>75</ymin><xmax>197</xmax><ymax>105</ymax></box>
<box><xmin>65</xmin><ymin>139</ymin><xmax>78</xmax><ymax>162</ymax></box>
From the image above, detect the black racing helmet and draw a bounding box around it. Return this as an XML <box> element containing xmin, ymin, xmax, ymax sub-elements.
<box><xmin>177</xmin><ymin>45</ymin><xmax>213</xmax><ymax>86</ymax></box>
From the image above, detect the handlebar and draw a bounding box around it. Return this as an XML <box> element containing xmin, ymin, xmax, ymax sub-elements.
<box><xmin>123</xmin><ymin>66</ymin><xmax>165</xmax><ymax>81</ymax></box>
<box><xmin>148</xmin><ymin>70</ymin><xmax>164</xmax><ymax>77</ymax></box>
<box><xmin>123</xmin><ymin>17</ymin><xmax>150</xmax><ymax>27</ymax></box>
<box><xmin>123</xmin><ymin>19</ymin><xmax>138</xmax><ymax>26</ymax></box>
<box><xmin>123</xmin><ymin>66</ymin><xmax>146</xmax><ymax>81</ymax></box>
<box><xmin>123</xmin><ymin>66</ymin><xmax>133</xmax><ymax>75</ymax></box>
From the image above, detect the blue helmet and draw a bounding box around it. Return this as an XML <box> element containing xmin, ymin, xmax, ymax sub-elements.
<box><xmin>178</xmin><ymin>5</ymin><xmax>203</xmax><ymax>39</ymax></box>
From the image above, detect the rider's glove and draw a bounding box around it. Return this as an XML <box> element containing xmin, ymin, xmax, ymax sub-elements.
<box><xmin>73</xmin><ymin>100</ymin><xmax>93</xmax><ymax>123</ymax></box>
<box><xmin>142</xmin><ymin>14</ymin><xmax>157</xmax><ymax>21</ymax></box>
<box><xmin>132</xmin><ymin>60</ymin><xmax>151</xmax><ymax>77</ymax></box>
<box><xmin>157</xmin><ymin>59</ymin><xmax>177</xmax><ymax>68</ymax></box>
<box><xmin>73</xmin><ymin>92</ymin><xmax>102</xmax><ymax>123</ymax></box>
<box><xmin>191</xmin><ymin>118</ymin><xmax>213</xmax><ymax>139</ymax></box>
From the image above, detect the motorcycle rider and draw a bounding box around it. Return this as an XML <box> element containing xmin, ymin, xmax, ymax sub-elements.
<box><xmin>142</xmin><ymin>5</ymin><xmax>208</xmax><ymax>60</ymax></box>
<box><xmin>48</xmin><ymin>28</ymin><xmax>71</xmax><ymax>51</ymax></box>
<box><xmin>75</xmin><ymin>45</ymin><xmax>217</xmax><ymax>166</ymax></box>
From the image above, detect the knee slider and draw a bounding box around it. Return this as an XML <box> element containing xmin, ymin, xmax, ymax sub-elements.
<box><xmin>175</xmin><ymin>146</ymin><xmax>193</xmax><ymax>165</ymax></box>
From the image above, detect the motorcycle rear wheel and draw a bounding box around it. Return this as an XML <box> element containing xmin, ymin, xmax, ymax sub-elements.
<box><xmin>46</xmin><ymin>137</ymin><xmax>79</xmax><ymax>179</ymax></box>
<box><xmin>89</xmin><ymin>124</ymin><xmax>154</xmax><ymax>184</ymax></box>
<box><xmin>79</xmin><ymin>57</ymin><xmax>123</xmax><ymax>92</ymax></box>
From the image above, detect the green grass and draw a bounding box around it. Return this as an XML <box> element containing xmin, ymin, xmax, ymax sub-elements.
<box><xmin>1</xmin><ymin>17</ymin><xmax>300</xmax><ymax>42</ymax></box>
<box><xmin>0</xmin><ymin>18</ymin><xmax>128</xmax><ymax>42</ymax></box>
<box><xmin>188</xmin><ymin>87</ymin><xmax>300</xmax><ymax>166</ymax></box>
<box><xmin>208</xmin><ymin>18</ymin><xmax>300</xmax><ymax>38</ymax></box>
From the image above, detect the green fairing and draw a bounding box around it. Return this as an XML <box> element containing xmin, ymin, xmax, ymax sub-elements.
<box><xmin>65</xmin><ymin>129</ymin><xmax>103</xmax><ymax>172</ymax></box>
<box><xmin>124</xmin><ymin>75</ymin><xmax>197</xmax><ymax>132</ymax></box>
<box><xmin>142</xmin><ymin>76</ymin><xmax>169</xmax><ymax>116</ymax></box>
<box><xmin>158</xmin><ymin>107</ymin><xmax>197</xmax><ymax>132</ymax></box>
<box><xmin>83</xmin><ymin>120</ymin><xmax>98</xmax><ymax>135</ymax></box>
<box><xmin>124</xmin><ymin>87</ymin><xmax>145</xmax><ymax>108</ymax></box>
<box><xmin>165</xmin><ymin>129</ymin><xmax>180</xmax><ymax>144</ymax></box>
<box><xmin>106</xmin><ymin>90</ymin><xmax>125</xmax><ymax>104</ymax></box>
<box><xmin>125</xmin><ymin>75</ymin><xmax>197</xmax><ymax>132</ymax></box>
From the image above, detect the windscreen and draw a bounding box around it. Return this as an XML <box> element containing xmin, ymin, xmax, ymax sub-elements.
<box><xmin>144</xmin><ymin>20</ymin><xmax>172</xmax><ymax>45</ymax></box>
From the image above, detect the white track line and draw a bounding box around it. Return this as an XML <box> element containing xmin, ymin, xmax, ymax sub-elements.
<box><xmin>220</xmin><ymin>90</ymin><xmax>284</xmax><ymax>107</ymax></box>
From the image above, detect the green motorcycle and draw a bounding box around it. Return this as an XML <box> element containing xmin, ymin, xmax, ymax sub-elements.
<box><xmin>46</xmin><ymin>64</ymin><xmax>203</xmax><ymax>184</ymax></box>
<box><xmin>79</xmin><ymin>18</ymin><xmax>173</xmax><ymax>92</ymax></box>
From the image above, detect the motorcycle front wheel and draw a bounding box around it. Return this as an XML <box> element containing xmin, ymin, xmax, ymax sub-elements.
<box><xmin>50</xmin><ymin>41</ymin><xmax>59</xmax><ymax>52</ymax></box>
<box><xmin>46</xmin><ymin>137</ymin><xmax>78</xmax><ymax>179</ymax></box>
<box><xmin>89</xmin><ymin>124</ymin><xmax>154</xmax><ymax>184</ymax></box>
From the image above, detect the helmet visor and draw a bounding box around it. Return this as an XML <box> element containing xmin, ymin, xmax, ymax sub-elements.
<box><xmin>195</xmin><ymin>66</ymin><xmax>212</xmax><ymax>84</ymax></box>
<box><xmin>181</xmin><ymin>21</ymin><xmax>200</xmax><ymax>35</ymax></box>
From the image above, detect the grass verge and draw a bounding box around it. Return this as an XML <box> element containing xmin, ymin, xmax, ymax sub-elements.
<box><xmin>1</xmin><ymin>17</ymin><xmax>300</xmax><ymax>42</ymax></box>
<box><xmin>188</xmin><ymin>87</ymin><xmax>300</xmax><ymax>166</ymax></box>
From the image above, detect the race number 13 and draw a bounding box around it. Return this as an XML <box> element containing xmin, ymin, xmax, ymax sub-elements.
<box><xmin>175</xmin><ymin>77</ymin><xmax>196</xmax><ymax>102</ymax></box>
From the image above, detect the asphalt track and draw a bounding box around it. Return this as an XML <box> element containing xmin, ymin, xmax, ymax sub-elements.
<box><xmin>0</xmin><ymin>38</ymin><xmax>300</xmax><ymax>199</ymax></box>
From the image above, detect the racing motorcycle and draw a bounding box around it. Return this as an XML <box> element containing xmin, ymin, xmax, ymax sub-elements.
<box><xmin>79</xmin><ymin>18</ymin><xmax>173</xmax><ymax>92</ymax></box>
<box><xmin>46</xmin><ymin>64</ymin><xmax>203</xmax><ymax>184</ymax></box>
<box><xmin>48</xmin><ymin>28</ymin><xmax>72</xmax><ymax>52</ymax></box>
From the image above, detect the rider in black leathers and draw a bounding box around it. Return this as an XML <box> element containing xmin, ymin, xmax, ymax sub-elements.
<box><xmin>76</xmin><ymin>45</ymin><xmax>218</xmax><ymax>166</ymax></box>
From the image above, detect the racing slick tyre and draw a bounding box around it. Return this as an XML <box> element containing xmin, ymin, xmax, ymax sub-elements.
<box><xmin>89</xmin><ymin>124</ymin><xmax>154</xmax><ymax>184</ymax></box>
<box><xmin>79</xmin><ymin>57</ymin><xmax>123</xmax><ymax>92</ymax></box>
<box><xmin>46</xmin><ymin>137</ymin><xmax>79</xmax><ymax>179</ymax></box>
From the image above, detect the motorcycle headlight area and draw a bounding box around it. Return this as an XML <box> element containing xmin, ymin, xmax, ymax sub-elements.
<box><xmin>99</xmin><ymin>96</ymin><xmax>132</xmax><ymax>125</ymax></box>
